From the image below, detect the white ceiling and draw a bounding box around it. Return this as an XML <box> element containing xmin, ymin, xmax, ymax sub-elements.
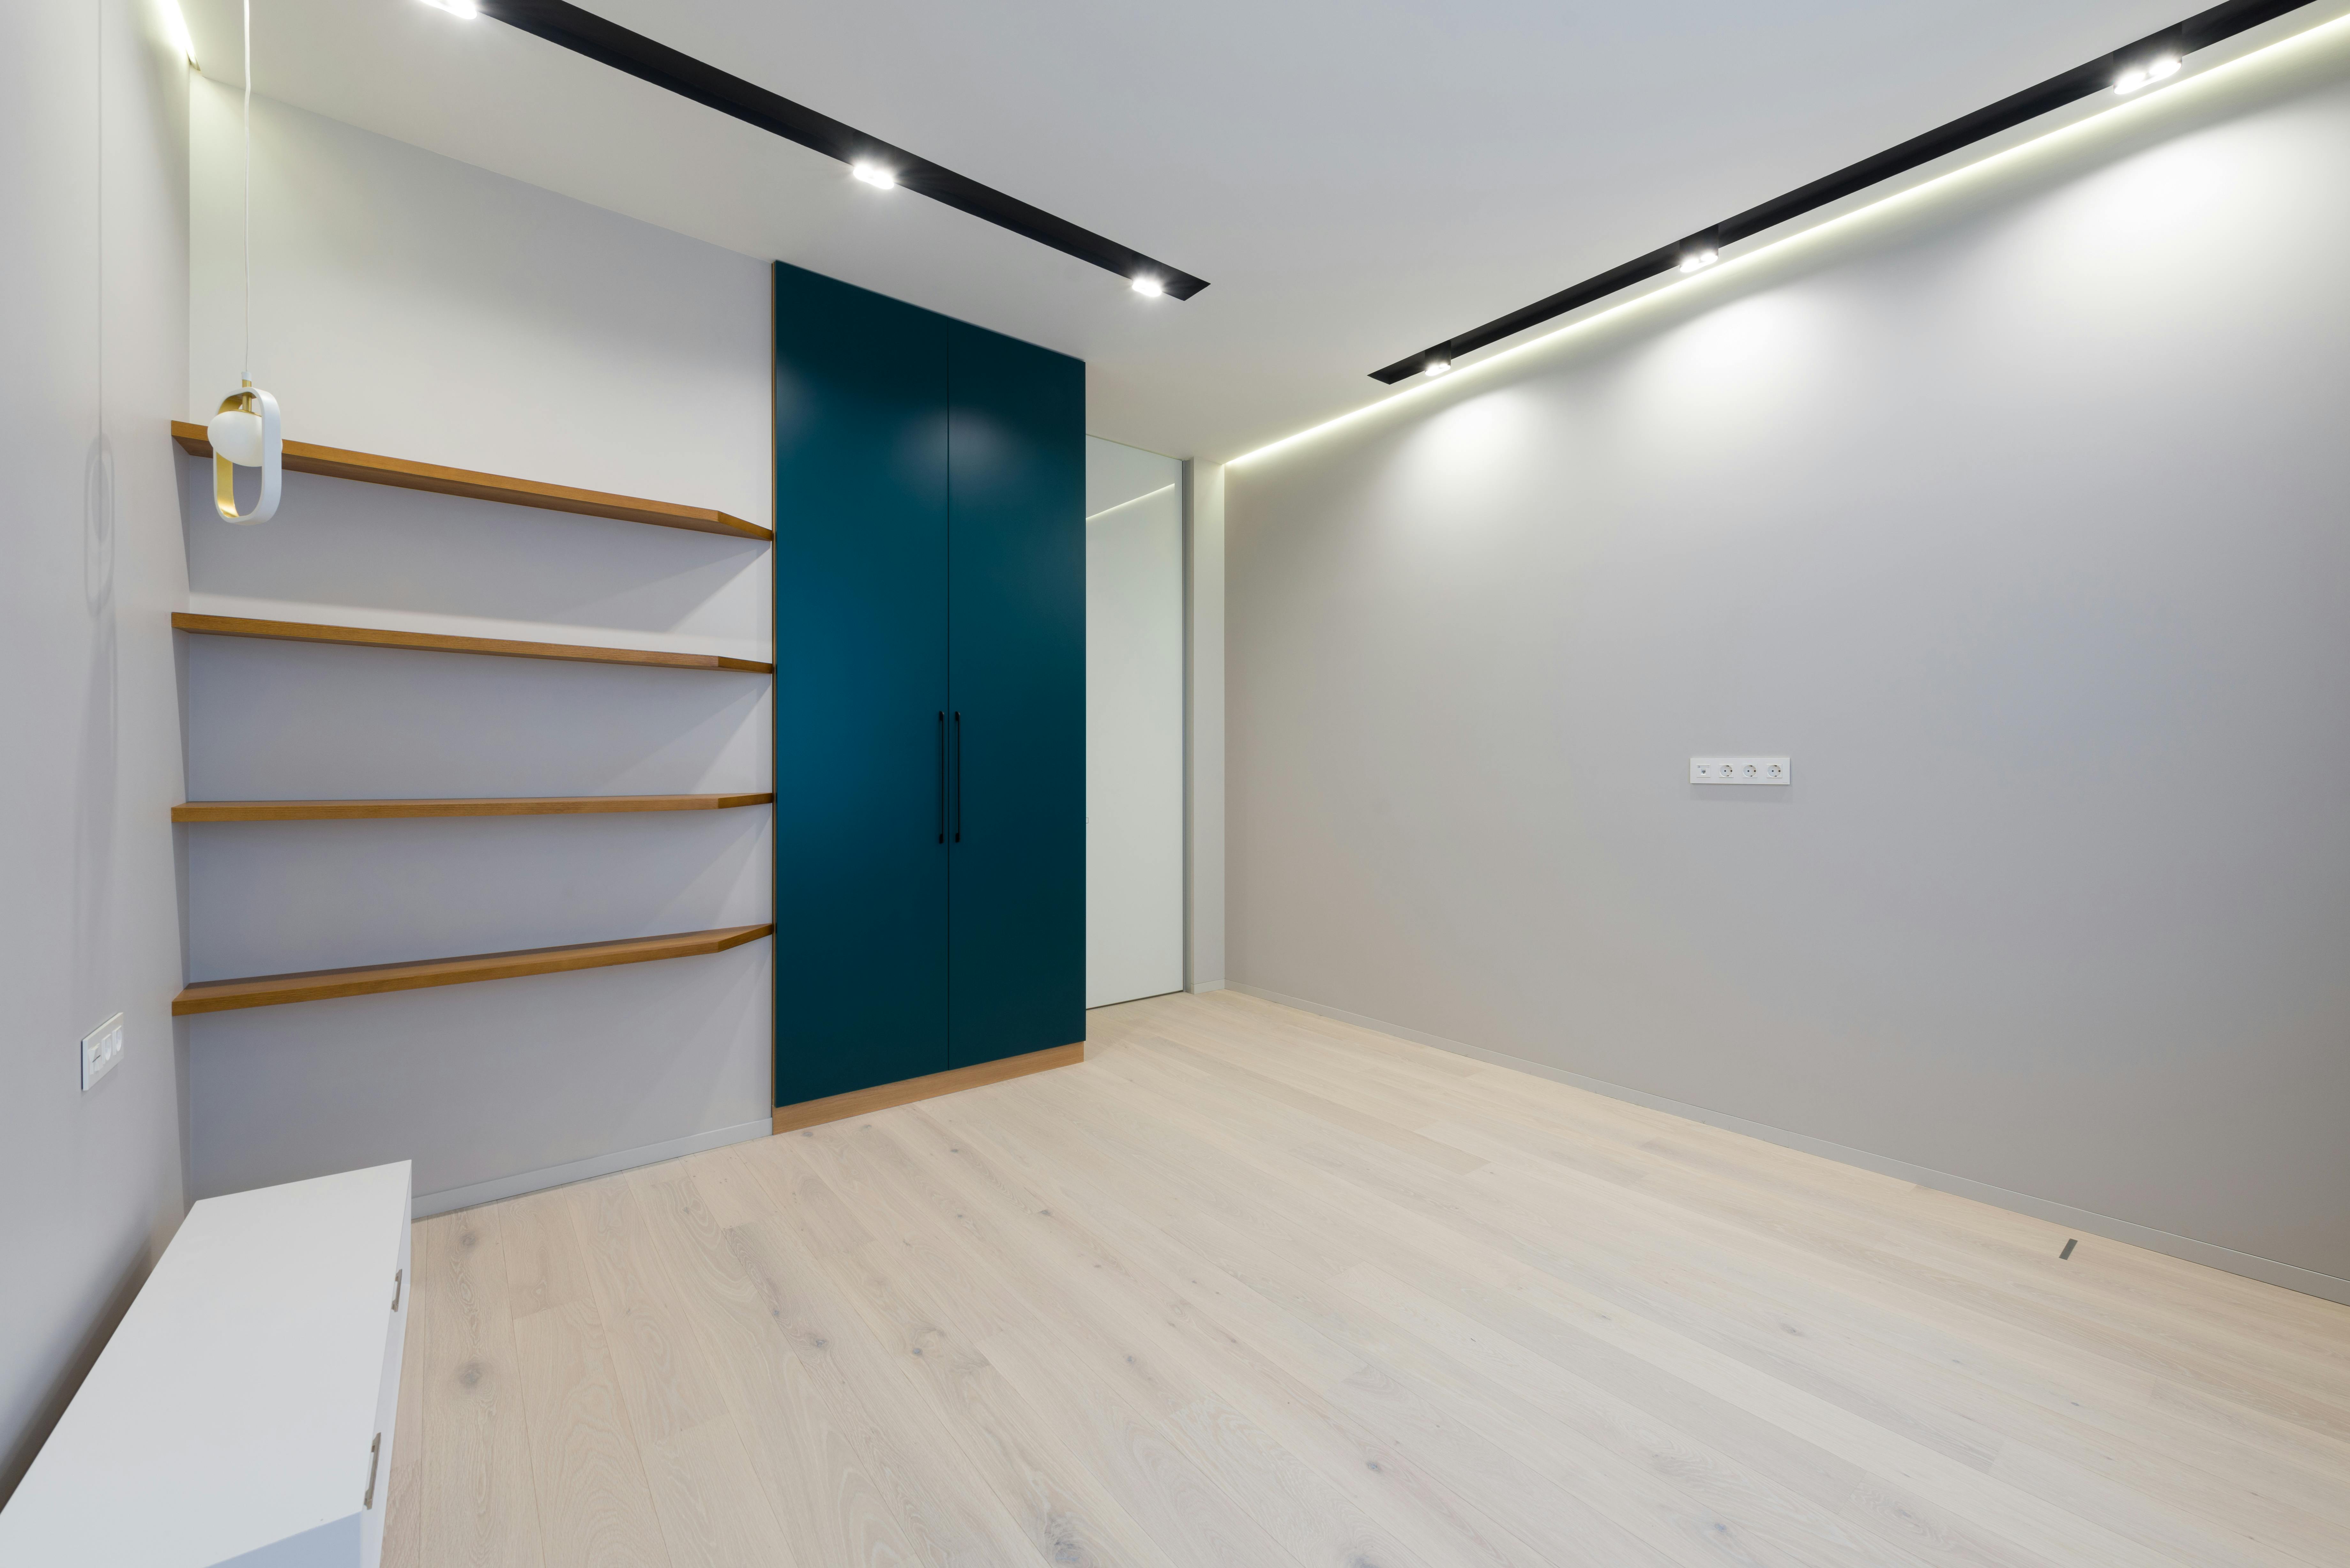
<box><xmin>185</xmin><ymin>0</ymin><xmax>2193</xmax><ymax>461</ymax></box>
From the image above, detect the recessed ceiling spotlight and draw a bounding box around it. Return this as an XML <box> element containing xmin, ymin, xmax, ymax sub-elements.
<box><xmin>420</xmin><ymin>0</ymin><xmax>481</xmax><ymax>17</ymax></box>
<box><xmin>1679</xmin><ymin>245</ymin><xmax>1720</xmax><ymax>274</ymax></box>
<box><xmin>1131</xmin><ymin>275</ymin><xmax>1165</xmax><ymax>297</ymax></box>
<box><xmin>1424</xmin><ymin>357</ymin><xmax>1453</xmax><ymax>378</ymax></box>
<box><xmin>2114</xmin><ymin>53</ymin><xmax>2180</xmax><ymax>93</ymax></box>
<box><xmin>852</xmin><ymin>162</ymin><xmax>898</xmax><ymax>189</ymax></box>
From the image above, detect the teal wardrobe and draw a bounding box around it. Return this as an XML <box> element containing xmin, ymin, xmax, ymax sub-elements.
<box><xmin>772</xmin><ymin>261</ymin><xmax>1085</xmax><ymax>1113</ymax></box>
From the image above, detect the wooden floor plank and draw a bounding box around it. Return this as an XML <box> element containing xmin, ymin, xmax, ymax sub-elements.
<box><xmin>1095</xmin><ymin>1020</ymin><xmax>2350</xmax><ymax>1523</ymax></box>
<box><xmin>415</xmin><ymin>1210</ymin><xmax>548</xmax><ymax>1568</ymax></box>
<box><xmin>812</xmin><ymin>1231</ymin><xmax>1197</xmax><ymax>1568</ymax></box>
<box><xmin>585</xmin><ymin>1174</ymin><xmax>792</xmax><ymax>1568</ymax></box>
<box><xmin>510</xmin><ymin>1296</ymin><xmax>674</xmax><ymax>1568</ymax></box>
<box><xmin>784</xmin><ymin>1118</ymin><xmax>1455</xmax><ymax>1568</ymax></box>
<box><xmin>942</xmin><ymin>1076</ymin><xmax>1985</xmax><ymax>1568</ymax></box>
<box><xmin>624</xmin><ymin>1171</ymin><xmax>918</xmax><ymax>1567</ymax></box>
<box><xmin>398</xmin><ymin>991</ymin><xmax>2350</xmax><ymax>1568</ymax></box>
<box><xmin>498</xmin><ymin>1189</ymin><xmax>597</xmax><ymax>1321</ymax></box>
<box><xmin>879</xmin><ymin>1102</ymin><xmax>1682</xmax><ymax>1568</ymax></box>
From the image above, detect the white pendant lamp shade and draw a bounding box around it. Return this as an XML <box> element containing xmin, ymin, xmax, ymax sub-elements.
<box><xmin>210</xmin><ymin>382</ymin><xmax>282</xmax><ymax>524</ymax></box>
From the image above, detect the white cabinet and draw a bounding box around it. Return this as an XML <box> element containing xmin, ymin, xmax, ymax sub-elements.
<box><xmin>0</xmin><ymin>1163</ymin><xmax>412</xmax><ymax>1568</ymax></box>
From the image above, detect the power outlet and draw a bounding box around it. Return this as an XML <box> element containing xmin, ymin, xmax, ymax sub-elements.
<box><xmin>81</xmin><ymin>1014</ymin><xmax>125</xmax><ymax>1091</ymax></box>
<box><xmin>1691</xmin><ymin>756</ymin><xmax>1790</xmax><ymax>785</ymax></box>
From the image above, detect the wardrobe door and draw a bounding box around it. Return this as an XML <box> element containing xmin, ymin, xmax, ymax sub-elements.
<box><xmin>945</xmin><ymin>321</ymin><xmax>1087</xmax><ymax>1068</ymax></box>
<box><xmin>774</xmin><ymin>265</ymin><xmax>951</xmax><ymax>1105</ymax></box>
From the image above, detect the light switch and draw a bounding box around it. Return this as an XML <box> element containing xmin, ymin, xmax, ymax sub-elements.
<box><xmin>81</xmin><ymin>1014</ymin><xmax>124</xmax><ymax>1090</ymax></box>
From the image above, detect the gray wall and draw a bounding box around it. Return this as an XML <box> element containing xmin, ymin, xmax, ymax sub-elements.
<box><xmin>1185</xmin><ymin>461</ymin><xmax>1227</xmax><ymax>993</ymax></box>
<box><xmin>0</xmin><ymin>0</ymin><xmax>192</xmax><ymax>1500</ymax></box>
<box><xmin>1225</xmin><ymin>33</ymin><xmax>2350</xmax><ymax>1296</ymax></box>
<box><xmin>180</xmin><ymin>87</ymin><xmax>774</xmax><ymax>1213</ymax></box>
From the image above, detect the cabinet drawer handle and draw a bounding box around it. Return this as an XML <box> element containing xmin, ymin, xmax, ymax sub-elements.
<box><xmin>363</xmin><ymin>1432</ymin><xmax>381</xmax><ymax>1510</ymax></box>
<box><xmin>390</xmin><ymin>1268</ymin><xmax>403</xmax><ymax>1312</ymax></box>
<box><xmin>936</xmin><ymin>712</ymin><xmax>946</xmax><ymax>845</ymax></box>
<box><xmin>953</xmin><ymin>712</ymin><xmax>964</xmax><ymax>843</ymax></box>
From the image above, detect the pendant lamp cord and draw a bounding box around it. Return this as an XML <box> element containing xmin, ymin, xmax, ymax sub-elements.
<box><xmin>241</xmin><ymin>0</ymin><xmax>251</xmax><ymax>386</ymax></box>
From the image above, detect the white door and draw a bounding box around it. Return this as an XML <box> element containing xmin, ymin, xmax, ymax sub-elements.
<box><xmin>1085</xmin><ymin>437</ymin><xmax>1184</xmax><ymax>1007</ymax></box>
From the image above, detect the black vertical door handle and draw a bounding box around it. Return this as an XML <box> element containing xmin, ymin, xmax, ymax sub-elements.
<box><xmin>953</xmin><ymin>711</ymin><xmax>964</xmax><ymax>843</ymax></box>
<box><xmin>936</xmin><ymin>712</ymin><xmax>946</xmax><ymax>844</ymax></box>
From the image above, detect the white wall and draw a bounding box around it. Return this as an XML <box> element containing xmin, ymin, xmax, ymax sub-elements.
<box><xmin>1225</xmin><ymin>33</ymin><xmax>2350</xmax><ymax>1298</ymax></box>
<box><xmin>181</xmin><ymin>84</ymin><xmax>774</xmax><ymax>1212</ymax></box>
<box><xmin>1185</xmin><ymin>460</ymin><xmax>1226</xmax><ymax>993</ymax></box>
<box><xmin>0</xmin><ymin>0</ymin><xmax>193</xmax><ymax>1502</ymax></box>
<box><xmin>1086</xmin><ymin>439</ymin><xmax>1185</xmax><ymax>1007</ymax></box>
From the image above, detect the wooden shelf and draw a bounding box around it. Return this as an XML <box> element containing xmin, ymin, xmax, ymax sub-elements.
<box><xmin>172</xmin><ymin>612</ymin><xmax>775</xmax><ymax>673</ymax></box>
<box><xmin>171</xmin><ymin>420</ymin><xmax>770</xmax><ymax>540</ymax></box>
<box><xmin>174</xmin><ymin>793</ymin><xmax>774</xmax><ymax>823</ymax></box>
<box><xmin>173</xmin><ymin>924</ymin><xmax>774</xmax><ymax>1014</ymax></box>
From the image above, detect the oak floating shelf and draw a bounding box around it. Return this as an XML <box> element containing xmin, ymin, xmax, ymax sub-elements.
<box><xmin>172</xmin><ymin>612</ymin><xmax>775</xmax><ymax>674</ymax></box>
<box><xmin>173</xmin><ymin>924</ymin><xmax>775</xmax><ymax>1015</ymax></box>
<box><xmin>170</xmin><ymin>420</ymin><xmax>770</xmax><ymax>540</ymax></box>
<box><xmin>173</xmin><ymin>793</ymin><xmax>775</xmax><ymax>823</ymax></box>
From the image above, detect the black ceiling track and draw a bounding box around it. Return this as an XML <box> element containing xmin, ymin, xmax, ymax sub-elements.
<box><xmin>1368</xmin><ymin>0</ymin><xmax>2319</xmax><ymax>382</ymax></box>
<box><xmin>476</xmin><ymin>0</ymin><xmax>1210</xmax><ymax>300</ymax></box>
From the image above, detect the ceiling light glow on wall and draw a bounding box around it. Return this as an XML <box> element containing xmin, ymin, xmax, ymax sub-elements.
<box><xmin>852</xmin><ymin>162</ymin><xmax>898</xmax><ymax>189</ymax></box>
<box><xmin>2115</xmin><ymin>54</ymin><xmax>2181</xmax><ymax>92</ymax></box>
<box><xmin>1086</xmin><ymin>483</ymin><xmax>1177</xmax><ymax>522</ymax></box>
<box><xmin>1131</xmin><ymin>275</ymin><xmax>1165</xmax><ymax>297</ymax></box>
<box><xmin>1363</xmin><ymin>1</ymin><xmax>2321</xmax><ymax>385</ymax></box>
<box><xmin>1234</xmin><ymin>4</ymin><xmax>2350</xmax><ymax>469</ymax></box>
<box><xmin>163</xmin><ymin>0</ymin><xmax>198</xmax><ymax>64</ymax></box>
<box><xmin>419</xmin><ymin>0</ymin><xmax>482</xmax><ymax>18</ymax></box>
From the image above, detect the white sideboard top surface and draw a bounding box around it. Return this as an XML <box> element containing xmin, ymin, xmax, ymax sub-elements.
<box><xmin>0</xmin><ymin>1161</ymin><xmax>412</xmax><ymax>1568</ymax></box>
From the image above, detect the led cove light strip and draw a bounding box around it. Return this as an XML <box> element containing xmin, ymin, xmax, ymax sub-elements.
<box><xmin>1366</xmin><ymin>0</ymin><xmax>2327</xmax><ymax>385</ymax></box>
<box><xmin>1229</xmin><ymin>3</ymin><xmax>2350</xmax><ymax>469</ymax></box>
<box><xmin>1086</xmin><ymin>483</ymin><xmax>1176</xmax><ymax>522</ymax></box>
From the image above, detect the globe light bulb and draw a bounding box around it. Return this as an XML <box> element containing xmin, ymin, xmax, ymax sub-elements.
<box><xmin>208</xmin><ymin>407</ymin><xmax>267</xmax><ymax>467</ymax></box>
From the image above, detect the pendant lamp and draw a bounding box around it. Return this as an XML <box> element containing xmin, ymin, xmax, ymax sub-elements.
<box><xmin>209</xmin><ymin>383</ymin><xmax>280</xmax><ymax>524</ymax></box>
<box><xmin>211</xmin><ymin>0</ymin><xmax>282</xmax><ymax>524</ymax></box>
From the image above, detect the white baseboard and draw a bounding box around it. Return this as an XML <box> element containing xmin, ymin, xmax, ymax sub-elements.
<box><xmin>1227</xmin><ymin>983</ymin><xmax>2350</xmax><ymax>1308</ymax></box>
<box><xmin>413</xmin><ymin>1118</ymin><xmax>773</xmax><ymax>1218</ymax></box>
<box><xmin>1187</xmin><ymin>979</ymin><xmax>1227</xmax><ymax>994</ymax></box>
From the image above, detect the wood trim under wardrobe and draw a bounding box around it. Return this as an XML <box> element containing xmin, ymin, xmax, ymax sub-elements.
<box><xmin>771</xmin><ymin>1042</ymin><xmax>1085</xmax><ymax>1134</ymax></box>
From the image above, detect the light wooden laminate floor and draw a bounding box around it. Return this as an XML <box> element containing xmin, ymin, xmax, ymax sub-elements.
<box><xmin>383</xmin><ymin>989</ymin><xmax>2350</xmax><ymax>1568</ymax></box>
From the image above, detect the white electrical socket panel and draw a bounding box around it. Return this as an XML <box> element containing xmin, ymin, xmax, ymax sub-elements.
<box><xmin>81</xmin><ymin>1014</ymin><xmax>124</xmax><ymax>1090</ymax></box>
<box><xmin>1691</xmin><ymin>756</ymin><xmax>1790</xmax><ymax>785</ymax></box>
